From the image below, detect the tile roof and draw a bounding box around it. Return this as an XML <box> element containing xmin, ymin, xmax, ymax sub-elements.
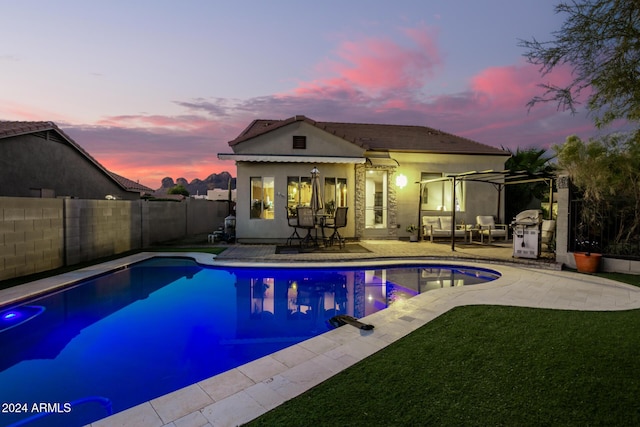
<box><xmin>108</xmin><ymin>171</ymin><xmax>154</xmax><ymax>193</ymax></box>
<box><xmin>0</xmin><ymin>120</ymin><xmax>153</xmax><ymax>193</ymax></box>
<box><xmin>228</xmin><ymin>115</ymin><xmax>510</xmax><ymax>156</ymax></box>
<box><xmin>0</xmin><ymin>120</ymin><xmax>58</xmax><ymax>138</ymax></box>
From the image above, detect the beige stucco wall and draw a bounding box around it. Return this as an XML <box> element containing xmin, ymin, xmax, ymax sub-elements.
<box><xmin>235</xmin><ymin>162</ymin><xmax>357</xmax><ymax>243</ymax></box>
<box><xmin>229</xmin><ymin>120</ymin><xmax>508</xmax><ymax>243</ymax></box>
<box><xmin>233</xmin><ymin>121</ymin><xmax>365</xmax><ymax>158</ymax></box>
<box><xmin>388</xmin><ymin>152</ymin><xmax>508</xmax><ymax>239</ymax></box>
<box><xmin>233</xmin><ymin>151</ymin><xmax>508</xmax><ymax>243</ymax></box>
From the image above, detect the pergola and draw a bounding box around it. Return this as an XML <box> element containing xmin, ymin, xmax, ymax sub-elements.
<box><xmin>417</xmin><ymin>170</ymin><xmax>555</xmax><ymax>251</ymax></box>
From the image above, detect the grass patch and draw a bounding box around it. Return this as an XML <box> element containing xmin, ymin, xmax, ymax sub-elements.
<box><xmin>246</xmin><ymin>305</ymin><xmax>640</xmax><ymax>426</ymax></box>
<box><xmin>596</xmin><ymin>271</ymin><xmax>640</xmax><ymax>287</ymax></box>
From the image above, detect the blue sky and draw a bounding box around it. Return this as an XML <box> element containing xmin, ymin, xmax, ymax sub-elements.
<box><xmin>1</xmin><ymin>0</ymin><xmax>603</xmax><ymax>188</ymax></box>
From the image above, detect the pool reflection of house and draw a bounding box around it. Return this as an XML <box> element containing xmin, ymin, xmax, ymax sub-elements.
<box><xmin>218</xmin><ymin>115</ymin><xmax>510</xmax><ymax>243</ymax></box>
<box><xmin>232</xmin><ymin>269</ymin><xmax>418</xmax><ymax>341</ymax></box>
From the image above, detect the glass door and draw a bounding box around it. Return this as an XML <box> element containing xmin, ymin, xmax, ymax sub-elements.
<box><xmin>365</xmin><ymin>170</ymin><xmax>387</xmax><ymax>229</ymax></box>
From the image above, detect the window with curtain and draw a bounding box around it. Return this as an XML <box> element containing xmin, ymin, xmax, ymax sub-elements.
<box><xmin>250</xmin><ymin>176</ymin><xmax>274</xmax><ymax>219</ymax></box>
<box><xmin>420</xmin><ymin>172</ymin><xmax>465</xmax><ymax>212</ymax></box>
<box><xmin>323</xmin><ymin>177</ymin><xmax>347</xmax><ymax>216</ymax></box>
<box><xmin>287</xmin><ymin>176</ymin><xmax>312</xmax><ymax>215</ymax></box>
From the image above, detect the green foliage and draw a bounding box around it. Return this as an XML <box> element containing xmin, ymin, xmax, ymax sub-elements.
<box><xmin>519</xmin><ymin>0</ymin><xmax>640</xmax><ymax>127</ymax></box>
<box><xmin>555</xmin><ymin>132</ymin><xmax>640</xmax><ymax>249</ymax></box>
<box><xmin>168</xmin><ymin>184</ymin><xmax>189</xmax><ymax>196</ymax></box>
<box><xmin>555</xmin><ymin>133</ymin><xmax>640</xmax><ymax>202</ymax></box>
<box><xmin>503</xmin><ymin>147</ymin><xmax>556</xmax><ymax>222</ymax></box>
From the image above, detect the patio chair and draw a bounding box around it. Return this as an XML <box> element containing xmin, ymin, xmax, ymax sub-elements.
<box><xmin>325</xmin><ymin>207</ymin><xmax>348</xmax><ymax>248</ymax></box>
<box><xmin>476</xmin><ymin>215</ymin><xmax>508</xmax><ymax>243</ymax></box>
<box><xmin>296</xmin><ymin>206</ymin><xmax>317</xmax><ymax>247</ymax></box>
<box><xmin>286</xmin><ymin>207</ymin><xmax>302</xmax><ymax>246</ymax></box>
<box><xmin>541</xmin><ymin>219</ymin><xmax>556</xmax><ymax>249</ymax></box>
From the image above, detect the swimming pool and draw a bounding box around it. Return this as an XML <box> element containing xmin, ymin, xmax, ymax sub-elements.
<box><xmin>0</xmin><ymin>257</ymin><xmax>500</xmax><ymax>426</ymax></box>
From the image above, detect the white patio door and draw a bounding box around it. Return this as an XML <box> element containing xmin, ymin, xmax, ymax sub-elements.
<box><xmin>365</xmin><ymin>170</ymin><xmax>387</xmax><ymax>229</ymax></box>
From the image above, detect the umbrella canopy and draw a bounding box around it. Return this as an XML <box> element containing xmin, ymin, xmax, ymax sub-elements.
<box><xmin>310</xmin><ymin>166</ymin><xmax>323</xmax><ymax>213</ymax></box>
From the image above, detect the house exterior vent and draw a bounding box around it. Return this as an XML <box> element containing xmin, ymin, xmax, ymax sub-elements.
<box><xmin>292</xmin><ymin>135</ymin><xmax>306</xmax><ymax>149</ymax></box>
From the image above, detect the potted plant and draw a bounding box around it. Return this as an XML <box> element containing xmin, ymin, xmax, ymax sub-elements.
<box><xmin>406</xmin><ymin>224</ymin><xmax>419</xmax><ymax>242</ymax></box>
<box><xmin>573</xmin><ymin>221</ymin><xmax>602</xmax><ymax>273</ymax></box>
<box><xmin>325</xmin><ymin>200</ymin><xmax>336</xmax><ymax>216</ymax></box>
<box><xmin>555</xmin><ymin>135</ymin><xmax>607</xmax><ymax>273</ymax></box>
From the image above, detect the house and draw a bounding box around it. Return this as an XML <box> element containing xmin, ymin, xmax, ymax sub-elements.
<box><xmin>218</xmin><ymin>115</ymin><xmax>511</xmax><ymax>243</ymax></box>
<box><xmin>0</xmin><ymin>121</ymin><xmax>153</xmax><ymax>199</ymax></box>
<box><xmin>206</xmin><ymin>188</ymin><xmax>237</xmax><ymax>202</ymax></box>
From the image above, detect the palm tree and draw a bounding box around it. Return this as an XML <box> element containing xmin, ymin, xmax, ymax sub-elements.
<box><xmin>504</xmin><ymin>147</ymin><xmax>556</xmax><ymax>222</ymax></box>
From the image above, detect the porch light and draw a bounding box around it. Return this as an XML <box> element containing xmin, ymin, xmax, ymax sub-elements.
<box><xmin>395</xmin><ymin>174</ymin><xmax>407</xmax><ymax>188</ymax></box>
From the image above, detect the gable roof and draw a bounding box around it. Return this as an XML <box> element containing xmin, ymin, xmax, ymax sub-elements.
<box><xmin>0</xmin><ymin>120</ymin><xmax>153</xmax><ymax>194</ymax></box>
<box><xmin>228</xmin><ymin>115</ymin><xmax>510</xmax><ymax>156</ymax></box>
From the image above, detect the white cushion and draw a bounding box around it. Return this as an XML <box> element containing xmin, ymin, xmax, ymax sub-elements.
<box><xmin>476</xmin><ymin>215</ymin><xmax>495</xmax><ymax>228</ymax></box>
<box><xmin>440</xmin><ymin>217</ymin><xmax>453</xmax><ymax>230</ymax></box>
<box><xmin>423</xmin><ymin>216</ymin><xmax>441</xmax><ymax>229</ymax></box>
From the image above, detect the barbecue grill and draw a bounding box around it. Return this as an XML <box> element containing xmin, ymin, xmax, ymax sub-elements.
<box><xmin>510</xmin><ymin>209</ymin><xmax>542</xmax><ymax>259</ymax></box>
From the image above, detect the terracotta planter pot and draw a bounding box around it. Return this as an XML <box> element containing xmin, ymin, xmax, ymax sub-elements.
<box><xmin>574</xmin><ymin>252</ymin><xmax>602</xmax><ymax>273</ymax></box>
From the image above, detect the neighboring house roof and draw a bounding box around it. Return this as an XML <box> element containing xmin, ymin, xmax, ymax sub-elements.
<box><xmin>228</xmin><ymin>115</ymin><xmax>510</xmax><ymax>156</ymax></box>
<box><xmin>0</xmin><ymin>120</ymin><xmax>153</xmax><ymax>194</ymax></box>
<box><xmin>108</xmin><ymin>171</ymin><xmax>154</xmax><ymax>193</ymax></box>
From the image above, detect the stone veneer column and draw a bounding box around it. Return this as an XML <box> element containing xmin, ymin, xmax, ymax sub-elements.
<box><xmin>354</xmin><ymin>164</ymin><xmax>365</xmax><ymax>239</ymax></box>
<box><xmin>354</xmin><ymin>163</ymin><xmax>398</xmax><ymax>239</ymax></box>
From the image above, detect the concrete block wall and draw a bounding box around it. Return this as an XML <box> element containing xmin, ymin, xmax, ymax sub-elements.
<box><xmin>65</xmin><ymin>199</ymin><xmax>143</xmax><ymax>265</ymax></box>
<box><xmin>0</xmin><ymin>197</ymin><xmax>64</xmax><ymax>281</ymax></box>
<box><xmin>145</xmin><ymin>201</ymin><xmax>187</xmax><ymax>244</ymax></box>
<box><xmin>1</xmin><ymin>197</ymin><xmax>225</xmax><ymax>282</ymax></box>
<box><xmin>186</xmin><ymin>198</ymin><xmax>230</xmax><ymax>235</ymax></box>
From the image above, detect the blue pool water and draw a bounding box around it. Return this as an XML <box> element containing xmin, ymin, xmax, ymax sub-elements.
<box><xmin>0</xmin><ymin>258</ymin><xmax>500</xmax><ymax>426</ymax></box>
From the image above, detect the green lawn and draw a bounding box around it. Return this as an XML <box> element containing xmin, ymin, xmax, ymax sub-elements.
<box><xmin>246</xmin><ymin>272</ymin><xmax>640</xmax><ymax>427</ymax></box>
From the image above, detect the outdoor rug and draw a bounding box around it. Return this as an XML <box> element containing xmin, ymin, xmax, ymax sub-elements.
<box><xmin>275</xmin><ymin>243</ymin><xmax>371</xmax><ymax>254</ymax></box>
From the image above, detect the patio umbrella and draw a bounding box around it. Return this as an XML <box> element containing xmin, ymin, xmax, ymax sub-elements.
<box><xmin>310</xmin><ymin>166</ymin><xmax>323</xmax><ymax>215</ymax></box>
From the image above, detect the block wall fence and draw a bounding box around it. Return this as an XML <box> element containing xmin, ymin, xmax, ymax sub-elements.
<box><xmin>0</xmin><ymin>197</ymin><xmax>228</xmax><ymax>281</ymax></box>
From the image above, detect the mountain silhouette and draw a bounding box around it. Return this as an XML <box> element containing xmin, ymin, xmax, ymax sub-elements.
<box><xmin>156</xmin><ymin>172</ymin><xmax>236</xmax><ymax>196</ymax></box>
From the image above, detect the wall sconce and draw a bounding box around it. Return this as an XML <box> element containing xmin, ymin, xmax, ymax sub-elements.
<box><xmin>395</xmin><ymin>173</ymin><xmax>408</xmax><ymax>189</ymax></box>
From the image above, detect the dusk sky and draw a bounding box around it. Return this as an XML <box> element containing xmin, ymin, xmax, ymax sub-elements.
<box><xmin>1</xmin><ymin>0</ymin><xmax>609</xmax><ymax>188</ymax></box>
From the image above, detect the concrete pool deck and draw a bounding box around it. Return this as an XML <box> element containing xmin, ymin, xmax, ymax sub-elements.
<box><xmin>3</xmin><ymin>241</ymin><xmax>640</xmax><ymax>427</ymax></box>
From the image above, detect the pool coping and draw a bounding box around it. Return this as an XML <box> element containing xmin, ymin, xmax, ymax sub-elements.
<box><xmin>3</xmin><ymin>253</ymin><xmax>640</xmax><ymax>427</ymax></box>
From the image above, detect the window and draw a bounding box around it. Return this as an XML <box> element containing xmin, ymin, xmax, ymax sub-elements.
<box><xmin>288</xmin><ymin>176</ymin><xmax>348</xmax><ymax>216</ymax></box>
<box><xmin>292</xmin><ymin>135</ymin><xmax>306</xmax><ymax>149</ymax></box>
<box><xmin>251</xmin><ymin>277</ymin><xmax>274</xmax><ymax>317</ymax></box>
<box><xmin>365</xmin><ymin>170</ymin><xmax>387</xmax><ymax>228</ymax></box>
<box><xmin>287</xmin><ymin>176</ymin><xmax>312</xmax><ymax>213</ymax></box>
<box><xmin>420</xmin><ymin>172</ymin><xmax>465</xmax><ymax>211</ymax></box>
<box><xmin>323</xmin><ymin>177</ymin><xmax>347</xmax><ymax>216</ymax></box>
<box><xmin>250</xmin><ymin>176</ymin><xmax>274</xmax><ymax>219</ymax></box>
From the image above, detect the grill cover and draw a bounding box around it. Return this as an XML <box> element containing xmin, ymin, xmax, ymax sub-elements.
<box><xmin>512</xmin><ymin>209</ymin><xmax>542</xmax><ymax>227</ymax></box>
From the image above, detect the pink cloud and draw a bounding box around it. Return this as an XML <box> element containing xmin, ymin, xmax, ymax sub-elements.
<box><xmin>293</xmin><ymin>24</ymin><xmax>442</xmax><ymax>98</ymax></box>
<box><xmin>470</xmin><ymin>62</ymin><xmax>576</xmax><ymax>111</ymax></box>
<box><xmin>3</xmin><ymin>22</ymin><xmax>608</xmax><ymax>187</ymax></box>
<box><xmin>62</xmin><ymin>113</ymin><xmax>248</xmax><ymax>188</ymax></box>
